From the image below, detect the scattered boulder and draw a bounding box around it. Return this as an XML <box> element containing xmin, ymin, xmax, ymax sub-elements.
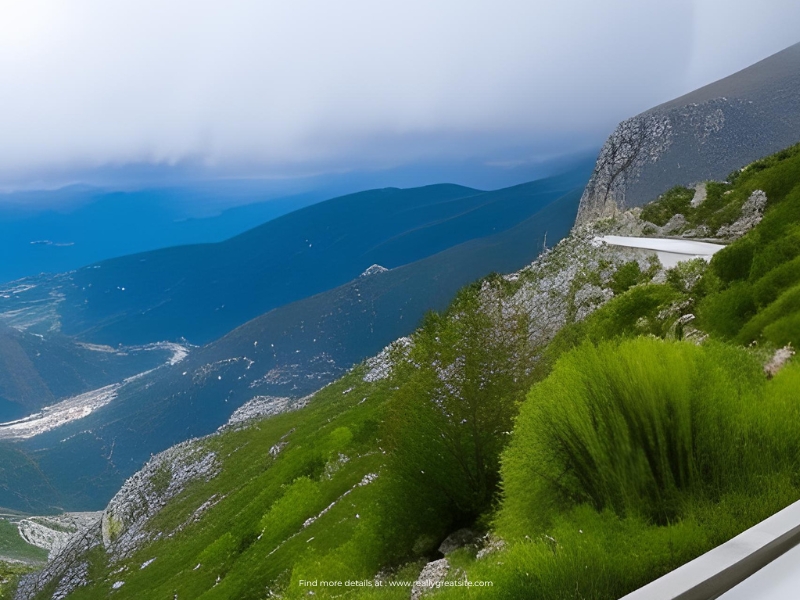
<box><xmin>765</xmin><ymin>345</ymin><xmax>795</xmax><ymax>378</ymax></box>
<box><xmin>438</xmin><ymin>529</ymin><xmax>478</xmax><ymax>555</ymax></box>
<box><xmin>691</xmin><ymin>182</ymin><xmax>707</xmax><ymax>207</ymax></box>
<box><xmin>411</xmin><ymin>558</ymin><xmax>449</xmax><ymax>600</ymax></box>
<box><xmin>716</xmin><ymin>189</ymin><xmax>767</xmax><ymax>239</ymax></box>
<box><xmin>681</xmin><ymin>224</ymin><xmax>711</xmax><ymax>238</ymax></box>
<box><xmin>660</xmin><ymin>213</ymin><xmax>687</xmax><ymax>235</ymax></box>
<box><xmin>476</xmin><ymin>533</ymin><xmax>506</xmax><ymax>560</ymax></box>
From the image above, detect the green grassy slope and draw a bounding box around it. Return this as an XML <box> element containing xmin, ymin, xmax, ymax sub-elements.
<box><xmin>0</xmin><ymin>518</ymin><xmax>46</xmax><ymax>600</ymax></box>
<box><xmin>26</xmin><ymin>144</ymin><xmax>800</xmax><ymax>599</ymax></box>
<box><xmin>0</xmin><ymin>521</ymin><xmax>46</xmax><ymax>564</ymax></box>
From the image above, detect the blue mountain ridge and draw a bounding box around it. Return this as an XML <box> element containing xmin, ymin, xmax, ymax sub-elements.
<box><xmin>0</xmin><ymin>175</ymin><xmax>588</xmax><ymax>511</ymax></box>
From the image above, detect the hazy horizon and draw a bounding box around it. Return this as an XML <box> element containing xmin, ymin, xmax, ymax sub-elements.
<box><xmin>1</xmin><ymin>1</ymin><xmax>799</xmax><ymax>196</ymax></box>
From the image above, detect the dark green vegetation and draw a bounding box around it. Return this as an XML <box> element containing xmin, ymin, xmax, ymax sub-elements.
<box><xmin>24</xmin><ymin>145</ymin><xmax>800</xmax><ymax>598</ymax></box>
<box><xmin>635</xmin><ymin>143</ymin><xmax>800</xmax><ymax>351</ymax></box>
<box><xmin>639</xmin><ymin>186</ymin><xmax>695</xmax><ymax>226</ymax></box>
<box><xmin>640</xmin><ymin>179</ymin><xmax>753</xmax><ymax>233</ymax></box>
<box><xmin>696</xmin><ymin>144</ymin><xmax>800</xmax><ymax>348</ymax></box>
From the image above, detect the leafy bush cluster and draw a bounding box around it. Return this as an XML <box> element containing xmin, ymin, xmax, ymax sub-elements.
<box><xmin>637</xmin><ymin>147</ymin><xmax>800</xmax><ymax>234</ymax></box>
<box><xmin>501</xmin><ymin>339</ymin><xmax>798</xmax><ymax>530</ymax></box>
<box><xmin>698</xmin><ymin>145</ymin><xmax>800</xmax><ymax>348</ymax></box>
<box><xmin>640</xmin><ymin>186</ymin><xmax>695</xmax><ymax>226</ymax></box>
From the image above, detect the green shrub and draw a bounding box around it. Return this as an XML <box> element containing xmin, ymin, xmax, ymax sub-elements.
<box><xmin>666</xmin><ymin>258</ymin><xmax>707</xmax><ymax>294</ymax></box>
<box><xmin>382</xmin><ymin>285</ymin><xmax>535</xmax><ymax>534</ymax></box>
<box><xmin>692</xmin><ymin>182</ymin><xmax>741</xmax><ymax>231</ymax></box>
<box><xmin>582</xmin><ymin>284</ymin><xmax>679</xmax><ymax>341</ymax></box>
<box><xmin>709</xmin><ymin>237</ymin><xmax>755</xmax><ymax>283</ymax></box>
<box><xmin>697</xmin><ymin>281</ymin><xmax>756</xmax><ymax>339</ymax></box>
<box><xmin>640</xmin><ymin>187</ymin><xmax>694</xmax><ymax>226</ymax></box>
<box><xmin>748</xmin><ymin>227</ymin><xmax>800</xmax><ymax>281</ymax></box>
<box><xmin>609</xmin><ymin>261</ymin><xmax>645</xmax><ymax>295</ymax></box>
<box><xmin>258</xmin><ymin>477</ymin><xmax>323</xmax><ymax>546</ymax></box>
<box><xmin>198</xmin><ymin>532</ymin><xmax>238</xmax><ymax>569</ymax></box>
<box><xmin>738</xmin><ymin>284</ymin><xmax>800</xmax><ymax>348</ymax></box>
<box><xmin>752</xmin><ymin>255</ymin><xmax>800</xmax><ymax>308</ymax></box>
<box><xmin>498</xmin><ymin>338</ymin><xmax>777</xmax><ymax>532</ymax></box>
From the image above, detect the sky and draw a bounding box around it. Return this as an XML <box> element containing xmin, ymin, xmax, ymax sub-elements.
<box><xmin>1</xmin><ymin>0</ymin><xmax>799</xmax><ymax>195</ymax></box>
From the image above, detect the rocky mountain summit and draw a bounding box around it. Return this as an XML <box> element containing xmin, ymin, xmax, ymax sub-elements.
<box><xmin>576</xmin><ymin>42</ymin><xmax>800</xmax><ymax>225</ymax></box>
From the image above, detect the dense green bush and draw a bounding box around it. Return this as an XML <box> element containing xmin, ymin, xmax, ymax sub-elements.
<box><xmin>383</xmin><ymin>285</ymin><xmax>535</xmax><ymax>530</ymax></box>
<box><xmin>738</xmin><ymin>284</ymin><xmax>800</xmax><ymax>347</ymax></box>
<box><xmin>697</xmin><ymin>281</ymin><xmax>756</xmax><ymax>339</ymax></box>
<box><xmin>609</xmin><ymin>261</ymin><xmax>647</xmax><ymax>294</ymax></box>
<box><xmin>498</xmin><ymin>338</ymin><xmax>795</xmax><ymax>534</ymax></box>
<box><xmin>697</xmin><ymin>146</ymin><xmax>800</xmax><ymax>348</ymax></box>
<box><xmin>640</xmin><ymin>187</ymin><xmax>694</xmax><ymax>226</ymax></box>
<box><xmin>582</xmin><ymin>284</ymin><xmax>679</xmax><ymax>341</ymax></box>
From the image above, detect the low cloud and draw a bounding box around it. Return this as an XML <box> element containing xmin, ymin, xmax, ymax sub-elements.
<box><xmin>0</xmin><ymin>0</ymin><xmax>798</xmax><ymax>189</ymax></box>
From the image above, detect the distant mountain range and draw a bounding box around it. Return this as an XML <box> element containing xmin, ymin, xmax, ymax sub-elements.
<box><xmin>576</xmin><ymin>41</ymin><xmax>800</xmax><ymax>224</ymax></box>
<box><xmin>2</xmin><ymin>165</ymin><xmax>591</xmax><ymax>346</ymax></box>
<box><xmin>0</xmin><ymin>185</ymin><xmax>325</xmax><ymax>284</ymax></box>
<box><xmin>0</xmin><ymin>167</ymin><xmax>590</xmax><ymax>511</ymax></box>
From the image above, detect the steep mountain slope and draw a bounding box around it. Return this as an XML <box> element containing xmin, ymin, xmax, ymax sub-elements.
<box><xmin>0</xmin><ymin>188</ymin><xmax>583</xmax><ymax>512</ymax></box>
<box><xmin>0</xmin><ymin>165</ymin><xmax>591</xmax><ymax>346</ymax></box>
<box><xmin>17</xmin><ymin>142</ymin><xmax>800</xmax><ymax>600</ymax></box>
<box><xmin>576</xmin><ymin>42</ymin><xmax>800</xmax><ymax>224</ymax></box>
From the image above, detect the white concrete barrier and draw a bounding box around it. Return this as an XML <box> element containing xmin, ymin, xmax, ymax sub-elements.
<box><xmin>593</xmin><ymin>236</ymin><xmax>725</xmax><ymax>268</ymax></box>
<box><xmin>620</xmin><ymin>499</ymin><xmax>800</xmax><ymax>600</ymax></box>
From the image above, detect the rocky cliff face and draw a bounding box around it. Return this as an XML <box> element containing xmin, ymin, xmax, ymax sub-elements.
<box><xmin>15</xmin><ymin>440</ymin><xmax>220</xmax><ymax>600</ymax></box>
<box><xmin>576</xmin><ymin>42</ymin><xmax>800</xmax><ymax>225</ymax></box>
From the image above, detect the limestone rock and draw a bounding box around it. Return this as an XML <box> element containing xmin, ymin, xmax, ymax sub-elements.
<box><xmin>660</xmin><ymin>213</ymin><xmax>687</xmax><ymax>235</ymax></box>
<box><xmin>716</xmin><ymin>190</ymin><xmax>767</xmax><ymax>240</ymax></box>
<box><xmin>411</xmin><ymin>558</ymin><xmax>449</xmax><ymax>600</ymax></box>
<box><xmin>765</xmin><ymin>345</ymin><xmax>795</xmax><ymax>378</ymax></box>
<box><xmin>691</xmin><ymin>182</ymin><xmax>708</xmax><ymax>207</ymax></box>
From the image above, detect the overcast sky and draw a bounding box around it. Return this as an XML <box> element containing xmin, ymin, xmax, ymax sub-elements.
<box><xmin>1</xmin><ymin>0</ymin><xmax>799</xmax><ymax>192</ymax></box>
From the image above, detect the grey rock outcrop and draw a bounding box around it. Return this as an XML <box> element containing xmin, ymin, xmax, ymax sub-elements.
<box><xmin>101</xmin><ymin>441</ymin><xmax>219</xmax><ymax>557</ymax></box>
<box><xmin>16</xmin><ymin>439</ymin><xmax>220</xmax><ymax>599</ymax></box>
<box><xmin>765</xmin><ymin>345</ymin><xmax>795</xmax><ymax>378</ymax></box>
<box><xmin>691</xmin><ymin>183</ymin><xmax>708</xmax><ymax>207</ymax></box>
<box><xmin>15</xmin><ymin>522</ymin><xmax>102</xmax><ymax>600</ymax></box>
<box><xmin>716</xmin><ymin>189</ymin><xmax>767</xmax><ymax>240</ymax></box>
<box><xmin>660</xmin><ymin>213</ymin><xmax>687</xmax><ymax>235</ymax></box>
<box><xmin>411</xmin><ymin>558</ymin><xmax>450</xmax><ymax>600</ymax></box>
<box><xmin>576</xmin><ymin>42</ymin><xmax>800</xmax><ymax>225</ymax></box>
